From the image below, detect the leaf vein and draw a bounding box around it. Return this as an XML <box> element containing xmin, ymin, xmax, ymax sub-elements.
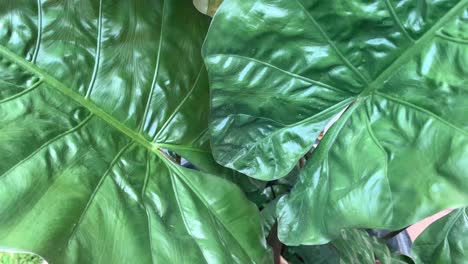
<box><xmin>205</xmin><ymin>53</ymin><xmax>349</xmax><ymax>95</ymax></box>
<box><xmin>0</xmin><ymin>79</ymin><xmax>43</xmax><ymax>104</ymax></box>
<box><xmin>227</xmin><ymin>98</ymin><xmax>354</xmax><ymax>165</ymax></box>
<box><xmin>383</xmin><ymin>0</ymin><xmax>415</xmax><ymax>42</ymax></box>
<box><xmin>153</xmin><ymin>66</ymin><xmax>204</xmax><ymax>142</ymax></box>
<box><xmin>139</xmin><ymin>0</ymin><xmax>167</xmax><ymax>132</ymax></box>
<box><xmin>436</xmin><ymin>32</ymin><xmax>468</xmax><ymax>44</ymax></box>
<box><xmin>171</xmin><ymin>165</ymin><xmax>254</xmax><ymax>263</ymax></box>
<box><xmin>169</xmin><ymin>171</ymin><xmax>209</xmax><ymax>264</ymax></box>
<box><xmin>0</xmin><ymin>44</ymin><xmax>171</xmax><ymax>161</ymax></box>
<box><xmin>84</xmin><ymin>0</ymin><xmax>103</xmax><ymax>98</ymax></box>
<box><xmin>31</xmin><ymin>0</ymin><xmax>42</xmax><ymax>63</ymax></box>
<box><xmin>142</xmin><ymin>152</ymin><xmax>156</xmax><ymax>264</ymax></box>
<box><xmin>375</xmin><ymin>91</ymin><xmax>468</xmax><ymax>137</ymax></box>
<box><xmin>364</xmin><ymin>104</ymin><xmax>394</xmax><ymax>221</ymax></box>
<box><xmin>360</xmin><ymin>0</ymin><xmax>468</xmax><ymax>96</ymax></box>
<box><xmin>0</xmin><ymin>114</ymin><xmax>93</xmax><ymax>179</ymax></box>
<box><xmin>294</xmin><ymin>0</ymin><xmax>370</xmax><ymax>84</ymax></box>
<box><xmin>65</xmin><ymin>142</ymin><xmax>134</xmax><ymax>247</ymax></box>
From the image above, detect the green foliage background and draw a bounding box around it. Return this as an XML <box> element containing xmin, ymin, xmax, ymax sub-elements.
<box><xmin>0</xmin><ymin>253</ymin><xmax>42</xmax><ymax>264</ymax></box>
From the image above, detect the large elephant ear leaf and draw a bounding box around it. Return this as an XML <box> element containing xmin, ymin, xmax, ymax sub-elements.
<box><xmin>412</xmin><ymin>208</ymin><xmax>468</xmax><ymax>263</ymax></box>
<box><xmin>204</xmin><ymin>0</ymin><xmax>468</xmax><ymax>244</ymax></box>
<box><xmin>0</xmin><ymin>1</ymin><xmax>270</xmax><ymax>263</ymax></box>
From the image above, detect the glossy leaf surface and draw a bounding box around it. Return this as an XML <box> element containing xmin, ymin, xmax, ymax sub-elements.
<box><xmin>412</xmin><ymin>208</ymin><xmax>468</xmax><ymax>263</ymax></box>
<box><xmin>0</xmin><ymin>1</ymin><xmax>270</xmax><ymax>263</ymax></box>
<box><xmin>204</xmin><ymin>0</ymin><xmax>468</xmax><ymax>244</ymax></box>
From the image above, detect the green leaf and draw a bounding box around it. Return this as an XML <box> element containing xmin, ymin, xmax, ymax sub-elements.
<box><xmin>334</xmin><ymin>230</ymin><xmax>413</xmax><ymax>264</ymax></box>
<box><xmin>283</xmin><ymin>244</ymin><xmax>339</xmax><ymax>264</ymax></box>
<box><xmin>412</xmin><ymin>208</ymin><xmax>468</xmax><ymax>263</ymax></box>
<box><xmin>0</xmin><ymin>252</ymin><xmax>43</xmax><ymax>264</ymax></box>
<box><xmin>284</xmin><ymin>229</ymin><xmax>412</xmax><ymax>264</ymax></box>
<box><xmin>260</xmin><ymin>196</ymin><xmax>282</xmax><ymax>235</ymax></box>
<box><xmin>193</xmin><ymin>0</ymin><xmax>223</xmax><ymax>17</ymax></box>
<box><xmin>203</xmin><ymin>0</ymin><xmax>468</xmax><ymax>244</ymax></box>
<box><xmin>0</xmin><ymin>1</ymin><xmax>270</xmax><ymax>263</ymax></box>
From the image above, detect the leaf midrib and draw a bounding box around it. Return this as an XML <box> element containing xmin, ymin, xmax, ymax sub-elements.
<box><xmin>0</xmin><ymin>44</ymin><xmax>185</xmax><ymax>162</ymax></box>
